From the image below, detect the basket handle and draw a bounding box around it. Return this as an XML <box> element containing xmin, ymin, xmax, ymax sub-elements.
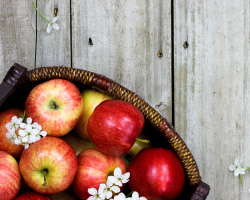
<box><xmin>189</xmin><ymin>181</ymin><xmax>210</xmax><ymax>200</ymax></box>
<box><xmin>0</xmin><ymin>63</ymin><xmax>28</xmax><ymax>107</ymax></box>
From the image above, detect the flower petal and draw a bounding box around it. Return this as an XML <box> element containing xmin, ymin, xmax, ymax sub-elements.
<box><xmin>24</xmin><ymin>143</ymin><xmax>29</xmax><ymax>149</ymax></box>
<box><xmin>27</xmin><ymin>117</ymin><xmax>32</xmax><ymax>124</ymax></box>
<box><xmin>239</xmin><ymin>168</ymin><xmax>246</xmax><ymax>175</ymax></box>
<box><xmin>234</xmin><ymin>169</ymin><xmax>240</xmax><ymax>177</ymax></box>
<box><xmin>87</xmin><ymin>197</ymin><xmax>96</xmax><ymax>200</ymax></box>
<box><xmin>111</xmin><ymin>185</ymin><xmax>120</xmax><ymax>193</ymax></box>
<box><xmin>14</xmin><ymin>138</ymin><xmax>21</xmax><ymax>145</ymax></box>
<box><xmin>6</xmin><ymin>133</ymin><xmax>11</xmax><ymax>139</ymax></box>
<box><xmin>229</xmin><ymin>165</ymin><xmax>236</xmax><ymax>171</ymax></box>
<box><xmin>31</xmin><ymin>129</ymin><xmax>39</xmax><ymax>135</ymax></box>
<box><xmin>106</xmin><ymin>179</ymin><xmax>113</xmax><ymax>187</ymax></box>
<box><xmin>108</xmin><ymin>176</ymin><xmax>117</xmax><ymax>183</ymax></box>
<box><xmin>20</xmin><ymin>123</ymin><xmax>26</xmax><ymax>129</ymax></box>
<box><xmin>88</xmin><ymin>188</ymin><xmax>97</xmax><ymax>195</ymax></box>
<box><xmin>17</xmin><ymin>118</ymin><xmax>23</xmax><ymax>124</ymax></box>
<box><xmin>52</xmin><ymin>16</ymin><xmax>59</xmax><ymax>22</ymax></box>
<box><xmin>46</xmin><ymin>24</ymin><xmax>52</xmax><ymax>33</ymax></box>
<box><xmin>22</xmin><ymin>136</ymin><xmax>28</xmax><ymax>143</ymax></box>
<box><xmin>99</xmin><ymin>193</ymin><xmax>105</xmax><ymax>199</ymax></box>
<box><xmin>6</xmin><ymin>122</ymin><xmax>12</xmax><ymax>129</ymax></box>
<box><xmin>52</xmin><ymin>23</ymin><xmax>59</xmax><ymax>30</ymax></box>
<box><xmin>40</xmin><ymin>131</ymin><xmax>47</xmax><ymax>137</ymax></box>
<box><xmin>114</xmin><ymin>167</ymin><xmax>122</xmax><ymax>177</ymax></box>
<box><xmin>11</xmin><ymin>116</ymin><xmax>18</xmax><ymax>122</ymax></box>
<box><xmin>18</xmin><ymin>129</ymin><xmax>27</xmax><ymax>137</ymax></box>
<box><xmin>105</xmin><ymin>191</ymin><xmax>113</xmax><ymax>199</ymax></box>
<box><xmin>99</xmin><ymin>183</ymin><xmax>106</xmax><ymax>192</ymax></box>
<box><xmin>132</xmin><ymin>191</ymin><xmax>139</xmax><ymax>199</ymax></box>
<box><xmin>140</xmin><ymin>197</ymin><xmax>147</xmax><ymax>200</ymax></box>
<box><xmin>234</xmin><ymin>159</ymin><xmax>239</xmax><ymax>166</ymax></box>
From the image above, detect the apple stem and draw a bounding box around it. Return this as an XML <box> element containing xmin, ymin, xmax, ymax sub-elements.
<box><xmin>42</xmin><ymin>170</ymin><xmax>47</xmax><ymax>187</ymax></box>
<box><xmin>136</xmin><ymin>138</ymin><xmax>150</xmax><ymax>144</ymax></box>
<box><xmin>49</xmin><ymin>100</ymin><xmax>59</xmax><ymax>110</ymax></box>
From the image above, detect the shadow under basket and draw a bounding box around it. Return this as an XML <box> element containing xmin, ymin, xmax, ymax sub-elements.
<box><xmin>0</xmin><ymin>63</ymin><xmax>210</xmax><ymax>200</ymax></box>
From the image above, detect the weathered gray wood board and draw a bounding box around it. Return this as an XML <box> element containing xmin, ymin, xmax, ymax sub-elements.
<box><xmin>2</xmin><ymin>0</ymin><xmax>249</xmax><ymax>199</ymax></box>
<box><xmin>0</xmin><ymin>0</ymin><xmax>36</xmax><ymax>80</ymax></box>
<box><xmin>35</xmin><ymin>0</ymin><xmax>71</xmax><ymax>68</ymax></box>
<box><xmin>71</xmin><ymin>0</ymin><xmax>172</xmax><ymax>121</ymax></box>
<box><xmin>174</xmin><ymin>1</ymin><xmax>250</xmax><ymax>199</ymax></box>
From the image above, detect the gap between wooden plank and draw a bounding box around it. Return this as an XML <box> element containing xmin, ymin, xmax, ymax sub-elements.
<box><xmin>171</xmin><ymin>0</ymin><xmax>175</xmax><ymax>127</ymax></box>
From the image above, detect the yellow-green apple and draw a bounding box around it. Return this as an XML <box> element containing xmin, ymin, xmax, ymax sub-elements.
<box><xmin>25</xmin><ymin>79</ymin><xmax>83</xmax><ymax>137</ymax></box>
<box><xmin>72</xmin><ymin>148</ymin><xmax>127</xmax><ymax>200</ymax></box>
<box><xmin>62</xmin><ymin>131</ymin><xmax>95</xmax><ymax>155</ymax></box>
<box><xmin>0</xmin><ymin>108</ymin><xmax>24</xmax><ymax>158</ymax></box>
<box><xmin>0</xmin><ymin>151</ymin><xmax>21</xmax><ymax>200</ymax></box>
<box><xmin>74</xmin><ymin>88</ymin><xmax>112</xmax><ymax>140</ymax></box>
<box><xmin>128</xmin><ymin>148</ymin><xmax>185</xmax><ymax>200</ymax></box>
<box><xmin>127</xmin><ymin>133</ymin><xmax>152</xmax><ymax>158</ymax></box>
<box><xmin>19</xmin><ymin>136</ymin><xmax>78</xmax><ymax>194</ymax></box>
<box><xmin>87</xmin><ymin>100</ymin><xmax>145</xmax><ymax>156</ymax></box>
<box><xmin>14</xmin><ymin>192</ymin><xmax>52</xmax><ymax>200</ymax></box>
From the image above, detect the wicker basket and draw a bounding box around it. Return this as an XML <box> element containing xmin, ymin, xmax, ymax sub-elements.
<box><xmin>0</xmin><ymin>63</ymin><xmax>210</xmax><ymax>200</ymax></box>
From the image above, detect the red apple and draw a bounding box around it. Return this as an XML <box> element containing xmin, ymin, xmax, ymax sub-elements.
<box><xmin>25</xmin><ymin>79</ymin><xmax>83</xmax><ymax>137</ymax></box>
<box><xmin>72</xmin><ymin>148</ymin><xmax>127</xmax><ymax>200</ymax></box>
<box><xmin>62</xmin><ymin>131</ymin><xmax>95</xmax><ymax>155</ymax></box>
<box><xmin>128</xmin><ymin>148</ymin><xmax>185</xmax><ymax>200</ymax></box>
<box><xmin>14</xmin><ymin>192</ymin><xmax>51</xmax><ymax>200</ymax></box>
<box><xmin>0</xmin><ymin>151</ymin><xmax>21</xmax><ymax>200</ymax></box>
<box><xmin>87</xmin><ymin>100</ymin><xmax>145</xmax><ymax>156</ymax></box>
<box><xmin>74</xmin><ymin>88</ymin><xmax>112</xmax><ymax>140</ymax></box>
<box><xmin>19</xmin><ymin>136</ymin><xmax>78</xmax><ymax>194</ymax></box>
<box><xmin>0</xmin><ymin>108</ymin><xmax>24</xmax><ymax>158</ymax></box>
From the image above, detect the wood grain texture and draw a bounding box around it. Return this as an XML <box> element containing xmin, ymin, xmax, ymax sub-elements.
<box><xmin>35</xmin><ymin>0</ymin><xmax>71</xmax><ymax>67</ymax></box>
<box><xmin>174</xmin><ymin>1</ymin><xmax>250</xmax><ymax>199</ymax></box>
<box><xmin>0</xmin><ymin>0</ymin><xmax>36</xmax><ymax>80</ymax></box>
<box><xmin>71</xmin><ymin>0</ymin><xmax>173</xmax><ymax>122</ymax></box>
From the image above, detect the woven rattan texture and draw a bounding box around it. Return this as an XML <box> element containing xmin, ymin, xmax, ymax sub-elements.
<box><xmin>27</xmin><ymin>66</ymin><xmax>201</xmax><ymax>185</ymax></box>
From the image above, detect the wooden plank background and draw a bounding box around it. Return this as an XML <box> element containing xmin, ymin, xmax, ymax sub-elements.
<box><xmin>0</xmin><ymin>0</ymin><xmax>249</xmax><ymax>199</ymax></box>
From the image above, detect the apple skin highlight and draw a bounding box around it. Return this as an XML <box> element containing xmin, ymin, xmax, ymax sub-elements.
<box><xmin>0</xmin><ymin>108</ymin><xmax>24</xmax><ymax>159</ymax></box>
<box><xmin>72</xmin><ymin>148</ymin><xmax>127</xmax><ymax>200</ymax></box>
<box><xmin>128</xmin><ymin>148</ymin><xmax>185</xmax><ymax>200</ymax></box>
<box><xmin>0</xmin><ymin>151</ymin><xmax>21</xmax><ymax>200</ymax></box>
<box><xmin>25</xmin><ymin>79</ymin><xmax>83</xmax><ymax>137</ymax></box>
<box><xmin>88</xmin><ymin>100</ymin><xmax>145</xmax><ymax>156</ymax></box>
<box><xmin>19</xmin><ymin>136</ymin><xmax>78</xmax><ymax>194</ymax></box>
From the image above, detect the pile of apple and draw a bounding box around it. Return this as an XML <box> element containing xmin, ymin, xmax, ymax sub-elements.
<box><xmin>0</xmin><ymin>79</ymin><xmax>185</xmax><ymax>200</ymax></box>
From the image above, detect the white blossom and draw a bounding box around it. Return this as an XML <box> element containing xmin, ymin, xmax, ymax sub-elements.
<box><xmin>87</xmin><ymin>186</ymin><xmax>105</xmax><ymax>200</ymax></box>
<box><xmin>6</xmin><ymin>116</ymin><xmax>22</xmax><ymax>129</ymax></box>
<box><xmin>111</xmin><ymin>193</ymin><xmax>128</xmax><ymax>200</ymax></box>
<box><xmin>5</xmin><ymin>116</ymin><xmax>47</xmax><ymax>149</ymax></box>
<box><xmin>229</xmin><ymin>159</ymin><xmax>246</xmax><ymax>177</ymax></box>
<box><xmin>108</xmin><ymin>167</ymin><xmax>130</xmax><ymax>187</ymax></box>
<box><xmin>126</xmin><ymin>192</ymin><xmax>147</xmax><ymax>200</ymax></box>
<box><xmin>102</xmin><ymin>180</ymin><xmax>120</xmax><ymax>199</ymax></box>
<box><xmin>46</xmin><ymin>17</ymin><xmax>59</xmax><ymax>33</ymax></box>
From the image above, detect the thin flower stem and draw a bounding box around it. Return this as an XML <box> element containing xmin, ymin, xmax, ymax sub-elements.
<box><xmin>22</xmin><ymin>110</ymin><xmax>26</xmax><ymax>121</ymax></box>
<box><xmin>32</xmin><ymin>1</ymin><xmax>51</xmax><ymax>24</ymax></box>
<box><xmin>243</xmin><ymin>168</ymin><xmax>250</xmax><ymax>170</ymax></box>
<box><xmin>126</xmin><ymin>191</ymin><xmax>134</xmax><ymax>197</ymax></box>
<box><xmin>240</xmin><ymin>174</ymin><xmax>243</xmax><ymax>184</ymax></box>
